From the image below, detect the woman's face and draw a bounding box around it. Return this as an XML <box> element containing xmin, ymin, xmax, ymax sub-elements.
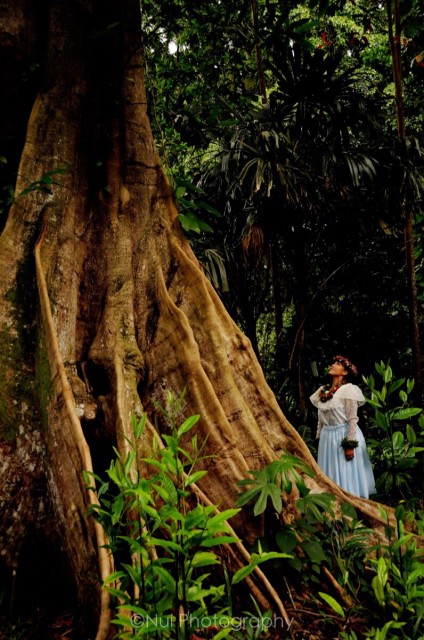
<box><xmin>328</xmin><ymin>361</ymin><xmax>348</xmax><ymax>377</ymax></box>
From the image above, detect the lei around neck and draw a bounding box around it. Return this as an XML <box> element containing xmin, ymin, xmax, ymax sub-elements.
<box><xmin>318</xmin><ymin>380</ymin><xmax>347</xmax><ymax>403</ymax></box>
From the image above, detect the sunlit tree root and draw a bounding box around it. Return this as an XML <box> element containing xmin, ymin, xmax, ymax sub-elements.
<box><xmin>35</xmin><ymin>222</ymin><xmax>113</xmax><ymax>640</ymax></box>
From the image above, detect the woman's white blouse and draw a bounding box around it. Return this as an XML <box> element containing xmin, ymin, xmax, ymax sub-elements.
<box><xmin>310</xmin><ymin>383</ymin><xmax>365</xmax><ymax>439</ymax></box>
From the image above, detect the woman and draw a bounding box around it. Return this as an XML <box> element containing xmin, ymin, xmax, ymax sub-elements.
<box><xmin>310</xmin><ymin>355</ymin><xmax>376</xmax><ymax>499</ymax></box>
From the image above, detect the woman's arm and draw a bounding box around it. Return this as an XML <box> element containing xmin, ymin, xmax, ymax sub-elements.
<box><xmin>343</xmin><ymin>399</ymin><xmax>359</xmax><ymax>460</ymax></box>
<box><xmin>345</xmin><ymin>399</ymin><xmax>359</xmax><ymax>440</ymax></box>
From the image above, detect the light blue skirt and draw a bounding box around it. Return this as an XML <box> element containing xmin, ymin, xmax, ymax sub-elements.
<box><xmin>318</xmin><ymin>423</ymin><xmax>376</xmax><ymax>498</ymax></box>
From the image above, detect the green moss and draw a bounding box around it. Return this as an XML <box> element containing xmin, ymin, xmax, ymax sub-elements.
<box><xmin>0</xmin><ymin>328</ymin><xmax>32</xmax><ymax>440</ymax></box>
<box><xmin>4</xmin><ymin>287</ymin><xmax>17</xmax><ymax>304</ymax></box>
<box><xmin>0</xmin><ymin>257</ymin><xmax>39</xmax><ymax>441</ymax></box>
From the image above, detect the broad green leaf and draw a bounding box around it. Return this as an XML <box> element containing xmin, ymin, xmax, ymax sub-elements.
<box><xmin>399</xmin><ymin>390</ymin><xmax>408</xmax><ymax>403</ymax></box>
<box><xmin>375</xmin><ymin>410</ymin><xmax>389</xmax><ymax>430</ymax></box>
<box><xmin>178</xmin><ymin>212</ymin><xmax>213</xmax><ymax>234</ymax></box>
<box><xmin>175</xmin><ymin>185</ymin><xmax>186</xmax><ymax>199</ymax></box>
<box><xmin>318</xmin><ymin>592</ymin><xmax>345</xmax><ymax>617</ymax></box>
<box><xmin>392</xmin><ymin>431</ymin><xmax>404</xmax><ymax>448</ymax></box>
<box><xmin>391</xmin><ymin>407</ymin><xmax>422</xmax><ymax>421</ymax></box>
<box><xmin>303</xmin><ymin>541</ymin><xmax>327</xmax><ymax>564</ymax></box>
<box><xmin>341</xmin><ymin>502</ymin><xmax>358</xmax><ymax>519</ymax></box>
<box><xmin>406</xmin><ymin>424</ymin><xmax>416</xmax><ymax>443</ymax></box>
<box><xmin>276</xmin><ymin>529</ymin><xmax>298</xmax><ymax>553</ymax></box>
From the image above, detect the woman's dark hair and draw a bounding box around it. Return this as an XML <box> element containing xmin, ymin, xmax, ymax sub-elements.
<box><xmin>333</xmin><ymin>355</ymin><xmax>358</xmax><ymax>381</ymax></box>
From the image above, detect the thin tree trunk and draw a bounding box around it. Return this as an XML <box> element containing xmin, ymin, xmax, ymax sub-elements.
<box><xmin>269</xmin><ymin>242</ymin><xmax>284</xmax><ymax>377</ymax></box>
<box><xmin>251</xmin><ymin>0</ymin><xmax>268</xmax><ymax>105</ymax></box>
<box><xmin>386</xmin><ymin>0</ymin><xmax>422</xmax><ymax>400</ymax></box>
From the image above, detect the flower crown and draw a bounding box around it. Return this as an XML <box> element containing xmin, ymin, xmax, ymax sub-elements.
<box><xmin>333</xmin><ymin>355</ymin><xmax>358</xmax><ymax>377</ymax></box>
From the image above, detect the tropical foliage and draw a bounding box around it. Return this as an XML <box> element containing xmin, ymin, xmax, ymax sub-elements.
<box><xmin>140</xmin><ymin>0</ymin><xmax>424</xmax><ymax>430</ymax></box>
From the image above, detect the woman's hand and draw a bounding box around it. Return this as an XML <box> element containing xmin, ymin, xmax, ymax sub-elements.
<box><xmin>344</xmin><ymin>448</ymin><xmax>355</xmax><ymax>461</ymax></box>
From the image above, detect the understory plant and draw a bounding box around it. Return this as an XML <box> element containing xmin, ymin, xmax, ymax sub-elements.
<box><xmin>85</xmin><ymin>392</ymin><xmax>288</xmax><ymax>640</ymax></box>
<box><xmin>236</xmin><ymin>454</ymin><xmax>424</xmax><ymax>639</ymax></box>
<box><xmin>362</xmin><ymin>361</ymin><xmax>424</xmax><ymax>505</ymax></box>
<box><xmin>364</xmin><ymin>504</ymin><xmax>424</xmax><ymax>639</ymax></box>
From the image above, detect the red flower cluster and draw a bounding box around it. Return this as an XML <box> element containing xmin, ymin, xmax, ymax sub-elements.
<box><xmin>319</xmin><ymin>382</ymin><xmax>346</xmax><ymax>403</ymax></box>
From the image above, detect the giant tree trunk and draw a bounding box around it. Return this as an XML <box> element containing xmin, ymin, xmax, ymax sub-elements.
<box><xmin>0</xmin><ymin>2</ymin><xmax>392</xmax><ymax>638</ymax></box>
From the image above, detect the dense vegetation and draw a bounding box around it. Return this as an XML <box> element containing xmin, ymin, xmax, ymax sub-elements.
<box><xmin>141</xmin><ymin>0</ymin><xmax>424</xmax><ymax>427</ymax></box>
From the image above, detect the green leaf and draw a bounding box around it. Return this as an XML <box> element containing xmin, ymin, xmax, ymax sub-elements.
<box><xmin>388</xmin><ymin>379</ymin><xmax>405</xmax><ymax>394</ymax></box>
<box><xmin>254</xmin><ymin>483</ymin><xmax>282</xmax><ymax>516</ymax></box>
<box><xmin>177</xmin><ymin>414</ymin><xmax>200</xmax><ymax>437</ymax></box>
<box><xmin>276</xmin><ymin>530</ymin><xmax>297</xmax><ymax>553</ymax></box>
<box><xmin>407</xmin><ymin>378</ymin><xmax>415</xmax><ymax>394</ymax></box>
<box><xmin>303</xmin><ymin>541</ymin><xmax>327</xmax><ymax>564</ymax></box>
<box><xmin>383</xmin><ymin>366</ymin><xmax>393</xmax><ymax>383</ymax></box>
<box><xmin>318</xmin><ymin>592</ymin><xmax>345</xmax><ymax>617</ymax></box>
<box><xmin>207</xmin><ymin>509</ymin><xmax>240</xmax><ymax>527</ymax></box>
<box><xmin>406</xmin><ymin>565</ymin><xmax>424</xmax><ymax>585</ymax></box>
<box><xmin>173</xmin><ymin>176</ymin><xmax>202</xmax><ymax>194</ymax></box>
<box><xmin>341</xmin><ymin>503</ymin><xmax>358</xmax><ymax>519</ymax></box>
<box><xmin>231</xmin><ymin>551</ymin><xmax>291</xmax><ymax>585</ymax></box>
<box><xmin>392</xmin><ymin>431</ymin><xmax>404</xmax><ymax>448</ymax></box>
<box><xmin>152</xmin><ymin>565</ymin><xmax>176</xmax><ymax>591</ymax></box>
<box><xmin>406</xmin><ymin>424</ymin><xmax>417</xmax><ymax>444</ymax></box>
<box><xmin>131</xmin><ymin>413</ymin><xmax>146</xmax><ymax>439</ymax></box>
<box><xmin>201</xmin><ymin>535</ymin><xmax>239</xmax><ymax>547</ymax></box>
<box><xmin>183</xmin><ymin>470</ymin><xmax>208</xmax><ymax>487</ymax></box>
<box><xmin>196</xmin><ymin>199</ymin><xmax>222</xmax><ymax>217</ymax></box>
<box><xmin>178</xmin><ymin>212</ymin><xmax>213</xmax><ymax>234</ymax></box>
<box><xmin>149</xmin><ymin>537</ymin><xmax>183</xmax><ymax>553</ymax></box>
<box><xmin>391</xmin><ymin>408</ymin><xmax>421</xmax><ymax>420</ymax></box>
<box><xmin>191</xmin><ymin>551</ymin><xmax>220</xmax><ymax>567</ymax></box>
<box><xmin>399</xmin><ymin>390</ymin><xmax>408</xmax><ymax>403</ymax></box>
<box><xmin>366</xmin><ymin>398</ymin><xmax>383</xmax><ymax>409</ymax></box>
<box><xmin>375</xmin><ymin>410</ymin><xmax>389</xmax><ymax>430</ymax></box>
<box><xmin>375</xmin><ymin>362</ymin><xmax>384</xmax><ymax>376</ymax></box>
<box><xmin>296</xmin><ymin>492</ymin><xmax>335</xmax><ymax>520</ymax></box>
<box><xmin>371</xmin><ymin>575</ymin><xmax>386</xmax><ymax>606</ymax></box>
<box><xmin>175</xmin><ymin>185</ymin><xmax>186</xmax><ymax>199</ymax></box>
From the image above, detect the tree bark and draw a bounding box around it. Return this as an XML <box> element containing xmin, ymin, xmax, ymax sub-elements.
<box><xmin>386</xmin><ymin>0</ymin><xmax>422</xmax><ymax>401</ymax></box>
<box><xmin>0</xmin><ymin>1</ymin><xmax>398</xmax><ymax>637</ymax></box>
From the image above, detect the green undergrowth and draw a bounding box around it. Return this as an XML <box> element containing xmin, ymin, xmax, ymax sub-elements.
<box><xmin>236</xmin><ymin>453</ymin><xmax>424</xmax><ymax>640</ymax></box>
<box><xmin>363</xmin><ymin>361</ymin><xmax>424</xmax><ymax>508</ymax></box>
<box><xmin>85</xmin><ymin>393</ymin><xmax>424</xmax><ymax>639</ymax></box>
<box><xmin>85</xmin><ymin>392</ymin><xmax>289</xmax><ymax>640</ymax></box>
